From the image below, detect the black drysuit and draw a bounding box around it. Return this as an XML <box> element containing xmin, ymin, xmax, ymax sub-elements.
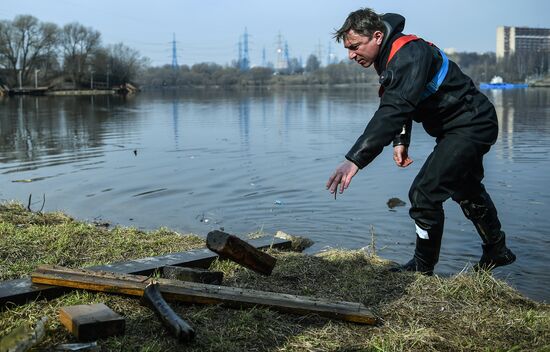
<box><xmin>345</xmin><ymin>13</ymin><xmax>504</xmax><ymax>268</ymax></box>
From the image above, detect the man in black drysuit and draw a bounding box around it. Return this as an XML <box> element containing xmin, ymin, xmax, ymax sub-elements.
<box><xmin>326</xmin><ymin>8</ymin><xmax>516</xmax><ymax>274</ymax></box>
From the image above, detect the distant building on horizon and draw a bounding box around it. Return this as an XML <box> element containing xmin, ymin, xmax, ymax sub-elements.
<box><xmin>496</xmin><ymin>26</ymin><xmax>550</xmax><ymax>62</ymax></box>
<box><xmin>443</xmin><ymin>47</ymin><xmax>457</xmax><ymax>55</ymax></box>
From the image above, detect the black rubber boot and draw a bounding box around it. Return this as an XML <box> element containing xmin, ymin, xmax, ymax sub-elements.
<box><xmin>474</xmin><ymin>232</ymin><xmax>516</xmax><ymax>271</ymax></box>
<box><xmin>392</xmin><ymin>233</ymin><xmax>441</xmax><ymax>276</ymax></box>
<box><xmin>401</xmin><ymin>256</ymin><xmax>434</xmax><ymax>276</ymax></box>
<box><xmin>460</xmin><ymin>190</ymin><xmax>516</xmax><ymax>271</ymax></box>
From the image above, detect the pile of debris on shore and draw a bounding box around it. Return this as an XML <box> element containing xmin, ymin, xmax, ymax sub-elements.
<box><xmin>1</xmin><ymin>203</ymin><xmax>548</xmax><ymax>351</ymax></box>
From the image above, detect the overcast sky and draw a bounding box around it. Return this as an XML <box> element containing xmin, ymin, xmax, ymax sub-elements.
<box><xmin>1</xmin><ymin>0</ymin><xmax>548</xmax><ymax>67</ymax></box>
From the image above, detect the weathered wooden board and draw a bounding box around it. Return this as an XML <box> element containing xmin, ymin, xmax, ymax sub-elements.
<box><xmin>0</xmin><ymin>236</ymin><xmax>291</xmax><ymax>308</ymax></box>
<box><xmin>206</xmin><ymin>230</ymin><xmax>276</xmax><ymax>275</ymax></box>
<box><xmin>163</xmin><ymin>266</ymin><xmax>223</xmax><ymax>285</ymax></box>
<box><xmin>31</xmin><ymin>265</ymin><xmax>377</xmax><ymax>325</ymax></box>
<box><xmin>59</xmin><ymin>303</ymin><xmax>125</xmax><ymax>341</ymax></box>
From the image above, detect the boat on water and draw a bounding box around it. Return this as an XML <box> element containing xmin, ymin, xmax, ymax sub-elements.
<box><xmin>479</xmin><ymin>76</ymin><xmax>528</xmax><ymax>90</ymax></box>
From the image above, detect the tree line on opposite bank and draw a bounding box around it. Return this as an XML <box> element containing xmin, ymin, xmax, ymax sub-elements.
<box><xmin>140</xmin><ymin>51</ymin><xmax>549</xmax><ymax>88</ymax></box>
<box><xmin>1</xmin><ymin>14</ymin><xmax>547</xmax><ymax>90</ymax></box>
<box><xmin>0</xmin><ymin>15</ymin><xmax>148</xmax><ymax>89</ymax></box>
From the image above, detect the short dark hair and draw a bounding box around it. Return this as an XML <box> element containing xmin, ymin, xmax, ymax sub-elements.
<box><xmin>333</xmin><ymin>8</ymin><xmax>385</xmax><ymax>43</ymax></box>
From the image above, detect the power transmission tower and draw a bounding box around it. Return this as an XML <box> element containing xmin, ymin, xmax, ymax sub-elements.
<box><xmin>275</xmin><ymin>32</ymin><xmax>287</xmax><ymax>71</ymax></box>
<box><xmin>241</xmin><ymin>27</ymin><xmax>250</xmax><ymax>71</ymax></box>
<box><xmin>316</xmin><ymin>40</ymin><xmax>323</xmax><ymax>66</ymax></box>
<box><xmin>171</xmin><ymin>33</ymin><xmax>178</xmax><ymax>69</ymax></box>
<box><xmin>284</xmin><ymin>41</ymin><xmax>291</xmax><ymax>71</ymax></box>
<box><xmin>262</xmin><ymin>47</ymin><xmax>267</xmax><ymax>67</ymax></box>
<box><xmin>238</xmin><ymin>40</ymin><xmax>243</xmax><ymax>68</ymax></box>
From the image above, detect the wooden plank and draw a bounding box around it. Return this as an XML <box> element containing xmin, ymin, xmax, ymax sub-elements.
<box><xmin>90</xmin><ymin>236</ymin><xmax>288</xmax><ymax>275</ymax></box>
<box><xmin>206</xmin><ymin>230</ymin><xmax>276</xmax><ymax>275</ymax></box>
<box><xmin>0</xmin><ymin>279</ymin><xmax>67</xmax><ymax>306</ymax></box>
<box><xmin>0</xmin><ymin>237</ymin><xmax>291</xmax><ymax>308</ymax></box>
<box><xmin>31</xmin><ymin>265</ymin><xmax>377</xmax><ymax>325</ymax></box>
<box><xmin>59</xmin><ymin>303</ymin><xmax>125</xmax><ymax>341</ymax></box>
<box><xmin>163</xmin><ymin>266</ymin><xmax>223</xmax><ymax>285</ymax></box>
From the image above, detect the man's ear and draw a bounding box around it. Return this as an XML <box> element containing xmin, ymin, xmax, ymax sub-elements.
<box><xmin>374</xmin><ymin>30</ymin><xmax>384</xmax><ymax>45</ymax></box>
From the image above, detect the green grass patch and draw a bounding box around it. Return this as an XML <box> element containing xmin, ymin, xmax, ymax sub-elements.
<box><xmin>0</xmin><ymin>203</ymin><xmax>204</xmax><ymax>280</ymax></box>
<box><xmin>1</xmin><ymin>203</ymin><xmax>549</xmax><ymax>351</ymax></box>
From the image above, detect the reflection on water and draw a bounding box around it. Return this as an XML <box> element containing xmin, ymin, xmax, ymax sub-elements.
<box><xmin>492</xmin><ymin>88</ymin><xmax>550</xmax><ymax>162</ymax></box>
<box><xmin>1</xmin><ymin>87</ymin><xmax>549</xmax><ymax>303</ymax></box>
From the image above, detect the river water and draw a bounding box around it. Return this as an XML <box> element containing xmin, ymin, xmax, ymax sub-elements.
<box><xmin>1</xmin><ymin>87</ymin><xmax>549</xmax><ymax>302</ymax></box>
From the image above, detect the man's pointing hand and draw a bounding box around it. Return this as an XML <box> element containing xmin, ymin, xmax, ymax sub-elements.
<box><xmin>326</xmin><ymin>160</ymin><xmax>359</xmax><ymax>195</ymax></box>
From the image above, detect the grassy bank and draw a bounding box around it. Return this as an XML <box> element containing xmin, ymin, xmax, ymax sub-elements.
<box><xmin>1</xmin><ymin>203</ymin><xmax>549</xmax><ymax>351</ymax></box>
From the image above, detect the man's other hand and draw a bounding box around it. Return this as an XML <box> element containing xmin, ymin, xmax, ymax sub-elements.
<box><xmin>393</xmin><ymin>145</ymin><xmax>413</xmax><ymax>167</ymax></box>
<box><xmin>326</xmin><ymin>160</ymin><xmax>359</xmax><ymax>195</ymax></box>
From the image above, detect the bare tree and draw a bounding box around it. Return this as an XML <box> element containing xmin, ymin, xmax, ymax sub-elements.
<box><xmin>0</xmin><ymin>20</ymin><xmax>18</xmax><ymax>75</ymax></box>
<box><xmin>0</xmin><ymin>15</ymin><xmax>58</xmax><ymax>86</ymax></box>
<box><xmin>106</xmin><ymin>43</ymin><xmax>148</xmax><ymax>85</ymax></box>
<box><xmin>61</xmin><ymin>22</ymin><xmax>100</xmax><ymax>87</ymax></box>
<box><xmin>305</xmin><ymin>54</ymin><xmax>321</xmax><ymax>73</ymax></box>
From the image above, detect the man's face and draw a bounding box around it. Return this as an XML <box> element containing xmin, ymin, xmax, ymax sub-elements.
<box><xmin>344</xmin><ymin>29</ymin><xmax>383</xmax><ymax>68</ymax></box>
